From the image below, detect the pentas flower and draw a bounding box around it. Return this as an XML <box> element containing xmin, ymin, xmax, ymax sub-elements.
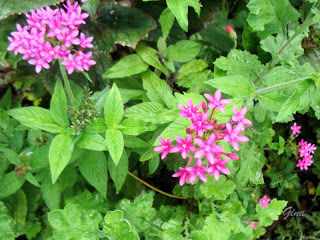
<box><xmin>28</xmin><ymin>54</ymin><xmax>50</xmax><ymax>73</ymax></box>
<box><xmin>154</xmin><ymin>137</ymin><xmax>174</xmax><ymax>160</ymax></box>
<box><xmin>178</xmin><ymin>98</ymin><xmax>201</xmax><ymax>119</ymax></box>
<box><xmin>223</xmin><ymin>123</ymin><xmax>249</xmax><ymax>151</ymax></box>
<box><xmin>204</xmin><ymin>90</ymin><xmax>231</xmax><ymax>113</ymax></box>
<box><xmin>172</xmin><ymin>135</ymin><xmax>196</xmax><ymax>159</ymax></box>
<box><xmin>194</xmin><ymin>135</ymin><xmax>224</xmax><ymax>164</ymax></box>
<box><xmin>291</xmin><ymin>122</ymin><xmax>301</xmax><ymax>135</ymax></box>
<box><xmin>208</xmin><ymin>158</ymin><xmax>230</xmax><ymax>180</ymax></box>
<box><xmin>296</xmin><ymin>137</ymin><xmax>316</xmax><ymax>170</ymax></box>
<box><xmin>232</xmin><ymin>105</ymin><xmax>252</xmax><ymax>130</ymax></box>
<box><xmin>186</xmin><ymin>159</ymin><xmax>208</xmax><ymax>183</ymax></box>
<box><xmin>76</xmin><ymin>33</ymin><xmax>94</xmax><ymax>48</ymax></box>
<box><xmin>190</xmin><ymin>113</ymin><xmax>213</xmax><ymax>137</ymax></box>
<box><xmin>249</xmin><ymin>222</ymin><xmax>258</xmax><ymax>229</ymax></box>
<box><xmin>62</xmin><ymin>54</ymin><xmax>84</xmax><ymax>74</ymax></box>
<box><xmin>259</xmin><ymin>195</ymin><xmax>271</xmax><ymax>208</ymax></box>
<box><xmin>172</xmin><ymin>168</ymin><xmax>194</xmax><ymax>186</ymax></box>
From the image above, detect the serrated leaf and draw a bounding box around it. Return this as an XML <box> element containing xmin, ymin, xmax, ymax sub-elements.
<box><xmin>0</xmin><ymin>171</ymin><xmax>25</xmax><ymax>199</ymax></box>
<box><xmin>25</xmin><ymin>172</ymin><xmax>40</xmax><ymax>187</ymax></box>
<box><xmin>178</xmin><ymin>59</ymin><xmax>208</xmax><ymax>79</ymax></box>
<box><xmin>118</xmin><ymin>118</ymin><xmax>156</xmax><ymax>136</ymax></box>
<box><xmin>163</xmin><ymin>40</ymin><xmax>201</xmax><ymax>62</ymax></box>
<box><xmin>0</xmin><ymin>147</ymin><xmax>22</xmax><ymax>164</ymax></box>
<box><xmin>0</xmin><ymin>202</ymin><xmax>14</xmax><ymax>239</ymax></box>
<box><xmin>104</xmin><ymin>83</ymin><xmax>123</xmax><ymax>127</ymax></box>
<box><xmin>255</xmin><ymin>199</ymin><xmax>287</xmax><ymax>226</ymax></box>
<box><xmin>141</xmin><ymin>70</ymin><xmax>175</xmax><ymax>108</ymax></box>
<box><xmin>136</xmin><ymin>44</ymin><xmax>169</xmax><ymax>76</ymax></box>
<box><xmin>41</xmin><ymin>170</ymin><xmax>60</xmax><ymax>210</ymax></box>
<box><xmin>256</xmin><ymin>91</ymin><xmax>288</xmax><ymax>112</ymax></box>
<box><xmin>200</xmin><ymin>176</ymin><xmax>236</xmax><ymax>200</ymax></box>
<box><xmin>50</xmin><ymin>78</ymin><xmax>68</xmax><ymax>128</ymax></box>
<box><xmin>77</xmin><ymin>132</ymin><xmax>107</xmax><ymax>151</ymax></box>
<box><xmin>103</xmin><ymin>54</ymin><xmax>149</xmax><ymax>78</ymax></box>
<box><xmin>206</xmin><ymin>75</ymin><xmax>253</xmax><ymax>98</ymax></box>
<box><xmin>123</xmin><ymin>135</ymin><xmax>149</xmax><ymax>148</ymax></box>
<box><xmin>8</xmin><ymin>107</ymin><xmax>64</xmax><ymax>133</ymax></box>
<box><xmin>106</xmin><ymin>128</ymin><xmax>124</xmax><ymax>165</ymax></box>
<box><xmin>78</xmin><ymin>150</ymin><xmax>108</xmax><ymax>198</ymax></box>
<box><xmin>277</xmin><ymin>79</ymin><xmax>315</xmax><ymax>121</ymax></box>
<box><xmin>159</xmin><ymin>8</ymin><xmax>175</xmax><ymax>37</ymax></box>
<box><xmin>49</xmin><ymin>134</ymin><xmax>74</xmax><ymax>184</ymax></box>
<box><xmin>13</xmin><ymin>189</ymin><xmax>27</xmax><ymax>226</ymax></box>
<box><xmin>85</xmin><ymin>118</ymin><xmax>107</xmax><ymax>133</ymax></box>
<box><xmin>108</xmin><ymin>150</ymin><xmax>128</xmax><ymax>193</ymax></box>
<box><xmin>247</xmin><ymin>0</ymin><xmax>299</xmax><ymax>38</ymax></box>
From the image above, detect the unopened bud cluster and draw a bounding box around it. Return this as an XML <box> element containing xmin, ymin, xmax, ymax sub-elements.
<box><xmin>14</xmin><ymin>163</ymin><xmax>28</xmax><ymax>178</ymax></box>
<box><xmin>68</xmin><ymin>88</ymin><xmax>98</xmax><ymax>133</ymax></box>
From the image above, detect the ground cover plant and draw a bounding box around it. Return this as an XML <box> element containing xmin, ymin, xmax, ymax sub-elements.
<box><xmin>0</xmin><ymin>0</ymin><xmax>320</xmax><ymax>239</ymax></box>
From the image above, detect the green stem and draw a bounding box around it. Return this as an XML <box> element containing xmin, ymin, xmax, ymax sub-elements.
<box><xmin>59</xmin><ymin>59</ymin><xmax>75</xmax><ymax>106</ymax></box>
<box><xmin>155</xmin><ymin>36</ymin><xmax>167</xmax><ymax>76</ymax></box>
<box><xmin>254</xmin><ymin>76</ymin><xmax>310</xmax><ymax>95</ymax></box>
<box><xmin>127</xmin><ymin>171</ymin><xmax>186</xmax><ymax>200</ymax></box>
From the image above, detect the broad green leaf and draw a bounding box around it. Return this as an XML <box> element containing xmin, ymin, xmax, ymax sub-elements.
<box><xmin>8</xmin><ymin>107</ymin><xmax>64</xmax><ymax>133</ymax></box>
<box><xmin>159</xmin><ymin>8</ymin><xmax>175</xmax><ymax>37</ymax></box>
<box><xmin>10</xmin><ymin>130</ymin><xmax>25</xmax><ymax>153</ymax></box>
<box><xmin>0</xmin><ymin>171</ymin><xmax>25</xmax><ymax>199</ymax></box>
<box><xmin>106</xmin><ymin>128</ymin><xmax>124</xmax><ymax>165</ymax></box>
<box><xmin>104</xmin><ymin>83</ymin><xmax>124</xmax><ymax>127</ymax></box>
<box><xmin>0</xmin><ymin>202</ymin><xmax>14</xmax><ymax>239</ymax></box>
<box><xmin>155</xmin><ymin>118</ymin><xmax>190</xmax><ymax>146</ymax></box>
<box><xmin>78</xmin><ymin>150</ymin><xmax>108</xmax><ymax>198</ymax></box>
<box><xmin>214</xmin><ymin>49</ymin><xmax>265</xmax><ymax>80</ymax></box>
<box><xmin>77</xmin><ymin>132</ymin><xmax>107</xmax><ymax>151</ymax></box>
<box><xmin>25</xmin><ymin>172</ymin><xmax>41</xmax><ymax>187</ymax></box>
<box><xmin>41</xmin><ymin>170</ymin><xmax>60</xmax><ymax>210</ymax></box>
<box><xmin>136</xmin><ymin>44</ymin><xmax>169</xmax><ymax>76</ymax></box>
<box><xmin>30</xmin><ymin>145</ymin><xmax>50</xmax><ymax>169</ymax></box>
<box><xmin>256</xmin><ymin>91</ymin><xmax>288</xmax><ymax>112</ymax></box>
<box><xmin>206</xmin><ymin>75</ymin><xmax>253</xmax><ymax>98</ymax></box>
<box><xmin>255</xmin><ymin>199</ymin><xmax>287</xmax><ymax>226</ymax></box>
<box><xmin>85</xmin><ymin>118</ymin><xmax>107</xmax><ymax>133</ymax></box>
<box><xmin>175</xmin><ymin>92</ymin><xmax>205</xmax><ymax>106</ymax></box>
<box><xmin>49</xmin><ymin>134</ymin><xmax>74</xmax><ymax>184</ymax></box>
<box><xmin>123</xmin><ymin>135</ymin><xmax>149</xmax><ymax>148</ymax></box>
<box><xmin>149</xmin><ymin>155</ymin><xmax>160</xmax><ymax>174</ymax></box>
<box><xmin>166</xmin><ymin>0</ymin><xmax>201</xmax><ymax>32</ymax></box>
<box><xmin>247</xmin><ymin>0</ymin><xmax>299</xmax><ymax>38</ymax></box>
<box><xmin>163</xmin><ymin>40</ymin><xmax>201</xmax><ymax>62</ymax></box>
<box><xmin>0</xmin><ymin>0</ymin><xmax>63</xmax><ymax>20</ymax></box>
<box><xmin>200</xmin><ymin>176</ymin><xmax>236</xmax><ymax>200</ymax></box>
<box><xmin>141</xmin><ymin>70</ymin><xmax>175</xmax><ymax>108</ymax></box>
<box><xmin>103</xmin><ymin>210</ymin><xmax>139</xmax><ymax>239</ymax></box>
<box><xmin>50</xmin><ymin>78</ymin><xmax>68</xmax><ymax>128</ymax></box>
<box><xmin>140</xmin><ymin>148</ymin><xmax>159</xmax><ymax>162</ymax></box>
<box><xmin>0</xmin><ymin>147</ymin><xmax>21</xmax><ymax>164</ymax></box>
<box><xmin>177</xmin><ymin>70</ymin><xmax>213</xmax><ymax>94</ymax></box>
<box><xmin>178</xmin><ymin>59</ymin><xmax>208</xmax><ymax>79</ymax></box>
<box><xmin>103</xmin><ymin>54</ymin><xmax>148</xmax><ymax>78</ymax></box>
<box><xmin>13</xmin><ymin>189</ymin><xmax>27</xmax><ymax>225</ymax></box>
<box><xmin>108</xmin><ymin>150</ymin><xmax>128</xmax><ymax>193</ymax></box>
<box><xmin>59</xmin><ymin>165</ymin><xmax>78</xmax><ymax>192</ymax></box>
<box><xmin>48</xmin><ymin>203</ymin><xmax>102</xmax><ymax>239</ymax></box>
<box><xmin>277</xmin><ymin>80</ymin><xmax>315</xmax><ymax>121</ymax></box>
<box><xmin>81</xmin><ymin>0</ymin><xmax>100</xmax><ymax>18</ymax></box>
<box><xmin>118</xmin><ymin>119</ymin><xmax>156</xmax><ymax>136</ymax></box>
<box><xmin>0</xmin><ymin>87</ymin><xmax>11</xmax><ymax>110</ymax></box>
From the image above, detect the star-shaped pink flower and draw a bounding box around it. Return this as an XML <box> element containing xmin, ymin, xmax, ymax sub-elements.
<box><xmin>259</xmin><ymin>195</ymin><xmax>271</xmax><ymax>208</ymax></box>
<box><xmin>154</xmin><ymin>137</ymin><xmax>173</xmax><ymax>160</ymax></box>
<box><xmin>204</xmin><ymin>90</ymin><xmax>231</xmax><ymax>113</ymax></box>
<box><xmin>190</xmin><ymin>113</ymin><xmax>213</xmax><ymax>137</ymax></box>
<box><xmin>207</xmin><ymin>158</ymin><xmax>230</xmax><ymax>180</ymax></box>
<box><xmin>186</xmin><ymin>159</ymin><xmax>208</xmax><ymax>183</ymax></box>
<box><xmin>291</xmin><ymin>122</ymin><xmax>301</xmax><ymax>135</ymax></box>
<box><xmin>194</xmin><ymin>134</ymin><xmax>224</xmax><ymax>164</ymax></box>
<box><xmin>172</xmin><ymin>168</ymin><xmax>194</xmax><ymax>186</ymax></box>
<box><xmin>178</xmin><ymin>98</ymin><xmax>201</xmax><ymax>119</ymax></box>
<box><xmin>171</xmin><ymin>135</ymin><xmax>196</xmax><ymax>159</ymax></box>
<box><xmin>223</xmin><ymin>123</ymin><xmax>249</xmax><ymax>151</ymax></box>
<box><xmin>232</xmin><ymin>105</ymin><xmax>252</xmax><ymax>130</ymax></box>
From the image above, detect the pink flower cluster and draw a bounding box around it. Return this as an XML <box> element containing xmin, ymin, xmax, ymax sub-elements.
<box><xmin>7</xmin><ymin>0</ymin><xmax>96</xmax><ymax>74</ymax></box>
<box><xmin>297</xmin><ymin>139</ymin><xmax>316</xmax><ymax>170</ymax></box>
<box><xmin>154</xmin><ymin>90</ymin><xmax>252</xmax><ymax>186</ymax></box>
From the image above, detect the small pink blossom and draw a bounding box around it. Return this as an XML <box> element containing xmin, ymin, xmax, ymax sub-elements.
<box><xmin>178</xmin><ymin>99</ymin><xmax>201</xmax><ymax>119</ymax></box>
<box><xmin>75</xmin><ymin>32</ymin><xmax>94</xmax><ymax>48</ymax></box>
<box><xmin>232</xmin><ymin>105</ymin><xmax>252</xmax><ymax>130</ymax></box>
<box><xmin>76</xmin><ymin>51</ymin><xmax>96</xmax><ymax>71</ymax></box>
<box><xmin>250</xmin><ymin>222</ymin><xmax>258</xmax><ymax>229</ymax></box>
<box><xmin>154</xmin><ymin>137</ymin><xmax>174</xmax><ymax>160</ymax></box>
<box><xmin>204</xmin><ymin>90</ymin><xmax>231</xmax><ymax>113</ymax></box>
<box><xmin>259</xmin><ymin>195</ymin><xmax>271</xmax><ymax>208</ymax></box>
<box><xmin>190</xmin><ymin>113</ymin><xmax>213</xmax><ymax>137</ymax></box>
<box><xmin>207</xmin><ymin>158</ymin><xmax>230</xmax><ymax>180</ymax></box>
<box><xmin>291</xmin><ymin>122</ymin><xmax>301</xmax><ymax>135</ymax></box>
<box><xmin>186</xmin><ymin>159</ymin><xmax>208</xmax><ymax>183</ymax></box>
<box><xmin>28</xmin><ymin>54</ymin><xmax>49</xmax><ymax>73</ymax></box>
<box><xmin>172</xmin><ymin>168</ymin><xmax>194</xmax><ymax>186</ymax></box>
<box><xmin>62</xmin><ymin>54</ymin><xmax>84</xmax><ymax>74</ymax></box>
<box><xmin>223</xmin><ymin>123</ymin><xmax>249</xmax><ymax>151</ymax></box>
<box><xmin>194</xmin><ymin>135</ymin><xmax>224</xmax><ymax>164</ymax></box>
<box><xmin>171</xmin><ymin>135</ymin><xmax>196</xmax><ymax>159</ymax></box>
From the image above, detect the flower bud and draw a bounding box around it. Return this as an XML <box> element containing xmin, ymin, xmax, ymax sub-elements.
<box><xmin>186</xmin><ymin>128</ymin><xmax>192</xmax><ymax>134</ymax></box>
<box><xmin>202</xmin><ymin>101</ymin><xmax>207</xmax><ymax>114</ymax></box>
<box><xmin>225</xmin><ymin>24</ymin><xmax>237</xmax><ymax>41</ymax></box>
<box><xmin>223</xmin><ymin>152</ymin><xmax>239</xmax><ymax>160</ymax></box>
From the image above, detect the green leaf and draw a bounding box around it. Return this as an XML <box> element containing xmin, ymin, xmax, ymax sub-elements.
<box><xmin>49</xmin><ymin>134</ymin><xmax>74</xmax><ymax>184</ymax></box>
<box><xmin>149</xmin><ymin>155</ymin><xmax>160</xmax><ymax>174</ymax></box>
<box><xmin>0</xmin><ymin>147</ymin><xmax>21</xmax><ymax>164</ymax></box>
<box><xmin>246</xmin><ymin>0</ymin><xmax>299</xmax><ymax>38</ymax></box>
<box><xmin>159</xmin><ymin>8</ymin><xmax>175</xmax><ymax>37</ymax></box>
<box><xmin>255</xmin><ymin>199</ymin><xmax>287</xmax><ymax>226</ymax></box>
<box><xmin>123</xmin><ymin>135</ymin><xmax>149</xmax><ymax>148</ymax></box>
<box><xmin>166</xmin><ymin>0</ymin><xmax>201</xmax><ymax>32</ymax></box>
<box><xmin>200</xmin><ymin>176</ymin><xmax>236</xmax><ymax>200</ymax></box>
<box><xmin>106</xmin><ymin>129</ymin><xmax>124</xmax><ymax>165</ymax></box>
<box><xmin>50</xmin><ymin>78</ymin><xmax>68</xmax><ymax>128</ymax></box>
<box><xmin>108</xmin><ymin>150</ymin><xmax>128</xmax><ymax>193</ymax></box>
<box><xmin>13</xmin><ymin>189</ymin><xmax>27</xmax><ymax>225</ymax></box>
<box><xmin>103</xmin><ymin>210</ymin><xmax>139</xmax><ymax>239</ymax></box>
<box><xmin>103</xmin><ymin>54</ymin><xmax>149</xmax><ymax>78</ymax></box>
<box><xmin>177</xmin><ymin>70</ymin><xmax>213</xmax><ymax>94</ymax></box>
<box><xmin>25</xmin><ymin>172</ymin><xmax>40</xmax><ymax>187</ymax></box>
<box><xmin>81</xmin><ymin>0</ymin><xmax>100</xmax><ymax>18</ymax></box>
<box><xmin>85</xmin><ymin>118</ymin><xmax>107</xmax><ymax>133</ymax></box>
<box><xmin>104</xmin><ymin>83</ymin><xmax>124</xmax><ymax>127</ymax></box>
<box><xmin>206</xmin><ymin>75</ymin><xmax>254</xmax><ymax>98</ymax></box>
<box><xmin>8</xmin><ymin>107</ymin><xmax>64</xmax><ymax>133</ymax></box>
<box><xmin>256</xmin><ymin>91</ymin><xmax>288</xmax><ymax>112</ymax></box>
<box><xmin>118</xmin><ymin>118</ymin><xmax>156</xmax><ymax>136</ymax></box>
<box><xmin>0</xmin><ymin>0</ymin><xmax>63</xmax><ymax>20</ymax></box>
<box><xmin>141</xmin><ymin>70</ymin><xmax>175</xmax><ymax>108</ymax></box>
<box><xmin>0</xmin><ymin>201</ymin><xmax>14</xmax><ymax>239</ymax></box>
<box><xmin>41</xmin><ymin>170</ymin><xmax>60</xmax><ymax>210</ymax></box>
<box><xmin>277</xmin><ymin>80</ymin><xmax>315</xmax><ymax>121</ymax></box>
<box><xmin>48</xmin><ymin>203</ymin><xmax>102</xmax><ymax>239</ymax></box>
<box><xmin>163</xmin><ymin>40</ymin><xmax>201</xmax><ymax>62</ymax></box>
<box><xmin>30</xmin><ymin>145</ymin><xmax>49</xmax><ymax>169</ymax></box>
<box><xmin>178</xmin><ymin>59</ymin><xmax>208</xmax><ymax>79</ymax></box>
<box><xmin>140</xmin><ymin>148</ymin><xmax>159</xmax><ymax>162</ymax></box>
<box><xmin>136</xmin><ymin>44</ymin><xmax>169</xmax><ymax>76</ymax></box>
<box><xmin>214</xmin><ymin>49</ymin><xmax>265</xmax><ymax>80</ymax></box>
<box><xmin>0</xmin><ymin>171</ymin><xmax>25</xmax><ymax>199</ymax></box>
<box><xmin>0</xmin><ymin>87</ymin><xmax>11</xmax><ymax>110</ymax></box>
<box><xmin>77</xmin><ymin>132</ymin><xmax>107</xmax><ymax>151</ymax></box>
<box><xmin>59</xmin><ymin>165</ymin><xmax>78</xmax><ymax>192</ymax></box>
<box><xmin>78</xmin><ymin>150</ymin><xmax>108</xmax><ymax>198</ymax></box>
